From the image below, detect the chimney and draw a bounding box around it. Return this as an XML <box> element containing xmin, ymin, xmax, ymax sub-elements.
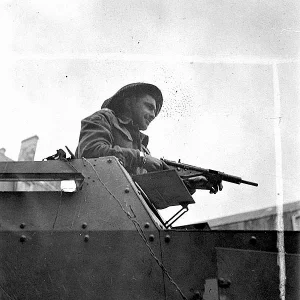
<box><xmin>18</xmin><ymin>135</ymin><xmax>39</xmax><ymax>161</ymax></box>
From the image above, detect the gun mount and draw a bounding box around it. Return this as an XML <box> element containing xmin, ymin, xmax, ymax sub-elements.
<box><xmin>0</xmin><ymin>157</ymin><xmax>299</xmax><ymax>299</ymax></box>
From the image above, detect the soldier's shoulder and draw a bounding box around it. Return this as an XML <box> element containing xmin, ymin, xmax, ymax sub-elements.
<box><xmin>83</xmin><ymin>108</ymin><xmax>116</xmax><ymax>122</ymax></box>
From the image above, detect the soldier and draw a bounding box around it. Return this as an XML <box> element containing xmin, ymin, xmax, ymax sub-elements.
<box><xmin>75</xmin><ymin>82</ymin><xmax>222</xmax><ymax>194</ymax></box>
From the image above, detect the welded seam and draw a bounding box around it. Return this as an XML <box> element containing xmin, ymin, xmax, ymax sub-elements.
<box><xmin>158</xmin><ymin>229</ymin><xmax>167</xmax><ymax>300</ymax></box>
<box><xmin>52</xmin><ymin>197</ymin><xmax>62</xmax><ymax>229</ymax></box>
<box><xmin>83</xmin><ymin>158</ymin><xmax>188</xmax><ymax>300</ymax></box>
<box><xmin>0</xmin><ymin>284</ymin><xmax>18</xmax><ymax>300</ymax></box>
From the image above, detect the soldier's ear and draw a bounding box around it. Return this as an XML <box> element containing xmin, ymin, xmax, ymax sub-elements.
<box><xmin>123</xmin><ymin>97</ymin><xmax>134</xmax><ymax>112</ymax></box>
<box><xmin>123</xmin><ymin>97</ymin><xmax>135</xmax><ymax>114</ymax></box>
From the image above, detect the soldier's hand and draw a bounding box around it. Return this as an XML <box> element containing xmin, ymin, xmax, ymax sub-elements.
<box><xmin>143</xmin><ymin>155</ymin><xmax>169</xmax><ymax>172</ymax></box>
<box><xmin>187</xmin><ymin>176</ymin><xmax>223</xmax><ymax>194</ymax></box>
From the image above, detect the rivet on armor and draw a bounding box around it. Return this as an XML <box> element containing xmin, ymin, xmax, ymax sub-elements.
<box><xmin>218</xmin><ymin>278</ymin><xmax>231</xmax><ymax>288</ymax></box>
<box><xmin>165</xmin><ymin>235</ymin><xmax>171</xmax><ymax>243</ymax></box>
<box><xmin>84</xmin><ymin>235</ymin><xmax>90</xmax><ymax>242</ymax></box>
<box><xmin>193</xmin><ymin>290</ymin><xmax>202</xmax><ymax>299</ymax></box>
<box><xmin>144</xmin><ymin>222</ymin><xmax>150</xmax><ymax>229</ymax></box>
<box><xmin>250</xmin><ymin>236</ymin><xmax>257</xmax><ymax>245</ymax></box>
<box><xmin>20</xmin><ymin>235</ymin><xmax>26</xmax><ymax>243</ymax></box>
<box><xmin>125</xmin><ymin>188</ymin><xmax>130</xmax><ymax>193</ymax></box>
<box><xmin>82</xmin><ymin>223</ymin><xmax>88</xmax><ymax>229</ymax></box>
<box><xmin>149</xmin><ymin>234</ymin><xmax>155</xmax><ymax>242</ymax></box>
<box><xmin>20</xmin><ymin>223</ymin><xmax>26</xmax><ymax>229</ymax></box>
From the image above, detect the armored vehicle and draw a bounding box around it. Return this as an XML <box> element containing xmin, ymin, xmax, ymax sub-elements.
<box><xmin>0</xmin><ymin>156</ymin><xmax>299</xmax><ymax>299</ymax></box>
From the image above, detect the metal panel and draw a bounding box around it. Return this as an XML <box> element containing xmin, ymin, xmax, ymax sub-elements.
<box><xmin>0</xmin><ymin>160</ymin><xmax>84</xmax><ymax>181</ymax></box>
<box><xmin>2</xmin><ymin>158</ymin><xmax>300</xmax><ymax>299</ymax></box>
<box><xmin>0</xmin><ymin>231</ymin><xmax>165</xmax><ymax>300</ymax></box>
<box><xmin>216</xmin><ymin>247</ymin><xmax>300</xmax><ymax>300</ymax></box>
<box><xmin>160</xmin><ymin>230</ymin><xmax>300</xmax><ymax>300</ymax></box>
<box><xmin>160</xmin><ymin>231</ymin><xmax>219</xmax><ymax>300</ymax></box>
<box><xmin>212</xmin><ymin>230</ymin><xmax>300</xmax><ymax>255</ymax></box>
<box><xmin>0</xmin><ymin>157</ymin><xmax>167</xmax><ymax>299</ymax></box>
<box><xmin>133</xmin><ymin>170</ymin><xmax>195</xmax><ymax>209</ymax></box>
<box><xmin>0</xmin><ymin>157</ymin><xmax>162</xmax><ymax>231</ymax></box>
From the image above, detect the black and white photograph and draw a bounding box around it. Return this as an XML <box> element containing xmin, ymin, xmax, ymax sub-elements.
<box><xmin>0</xmin><ymin>1</ymin><xmax>299</xmax><ymax>299</ymax></box>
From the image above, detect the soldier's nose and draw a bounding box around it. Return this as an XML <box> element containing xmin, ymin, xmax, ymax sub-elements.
<box><xmin>149</xmin><ymin>111</ymin><xmax>155</xmax><ymax>120</ymax></box>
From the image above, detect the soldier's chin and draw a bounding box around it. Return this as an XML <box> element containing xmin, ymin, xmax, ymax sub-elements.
<box><xmin>140</xmin><ymin>126</ymin><xmax>147</xmax><ymax>131</ymax></box>
<box><xmin>139</xmin><ymin>123</ymin><xmax>148</xmax><ymax>131</ymax></box>
<box><xmin>140</xmin><ymin>120</ymin><xmax>149</xmax><ymax>130</ymax></box>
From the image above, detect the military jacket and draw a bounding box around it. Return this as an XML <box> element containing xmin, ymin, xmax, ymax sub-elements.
<box><xmin>75</xmin><ymin>108</ymin><xmax>150</xmax><ymax>175</ymax></box>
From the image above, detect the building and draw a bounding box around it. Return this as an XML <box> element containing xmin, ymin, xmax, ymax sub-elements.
<box><xmin>0</xmin><ymin>136</ymin><xmax>60</xmax><ymax>191</ymax></box>
<box><xmin>206</xmin><ymin>201</ymin><xmax>300</xmax><ymax>231</ymax></box>
<box><xmin>0</xmin><ymin>148</ymin><xmax>14</xmax><ymax>191</ymax></box>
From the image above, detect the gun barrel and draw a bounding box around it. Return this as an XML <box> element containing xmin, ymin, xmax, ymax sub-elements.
<box><xmin>162</xmin><ymin>159</ymin><xmax>258</xmax><ymax>187</ymax></box>
<box><xmin>240</xmin><ymin>179</ymin><xmax>258</xmax><ymax>187</ymax></box>
<box><xmin>215</xmin><ymin>171</ymin><xmax>258</xmax><ymax>186</ymax></box>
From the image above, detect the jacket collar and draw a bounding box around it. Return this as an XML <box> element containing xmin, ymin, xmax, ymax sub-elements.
<box><xmin>140</xmin><ymin>132</ymin><xmax>149</xmax><ymax>147</ymax></box>
<box><xmin>117</xmin><ymin>115</ymin><xmax>149</xmax><ymax>147</ymax></box>
<box><xmin>117</xmin><ymin>115</ymin><xmax>132</xmax><ymax>125</ymax></box>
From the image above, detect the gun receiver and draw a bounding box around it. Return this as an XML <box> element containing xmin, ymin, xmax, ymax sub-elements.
<box><xmin>161</xmin><ymin>159</ymin><xmax>258</xmax><ymax>187</ymax></box>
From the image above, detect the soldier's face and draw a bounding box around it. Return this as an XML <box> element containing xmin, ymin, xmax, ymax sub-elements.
<box><xmin>130</xmin><ymin>94</ymin><xmax>156</xmax><ymax>130</ymax></box>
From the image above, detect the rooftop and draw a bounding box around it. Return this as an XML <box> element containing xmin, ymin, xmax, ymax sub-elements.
<box><xmin>205</xmin><ymin>200</ymin><xmax>300</xmax><ymax>227</ymax></box>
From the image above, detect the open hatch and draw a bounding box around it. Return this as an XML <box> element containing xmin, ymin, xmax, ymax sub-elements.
<box><xmin>133</xmin><ymin>169</ymin><xmax>195</xmax><ymax>228</ymax></box>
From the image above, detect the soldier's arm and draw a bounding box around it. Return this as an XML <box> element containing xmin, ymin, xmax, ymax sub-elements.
<box><xmin>76</xmin><ymin>111</ymin><xmax>142</xmax><ymax>171</ymax></box>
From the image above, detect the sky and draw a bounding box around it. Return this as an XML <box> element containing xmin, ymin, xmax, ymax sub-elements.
<box><xmin>0</xmin><ymin>0</ymin><xmax>299</xmax><ymax>225</ymax></box>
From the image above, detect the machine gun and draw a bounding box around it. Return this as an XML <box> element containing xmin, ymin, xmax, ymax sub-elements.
<box><xmin>161</xmin><ymin>158</ymin><xmax>258</xmax><ymax>187</ymax></box>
